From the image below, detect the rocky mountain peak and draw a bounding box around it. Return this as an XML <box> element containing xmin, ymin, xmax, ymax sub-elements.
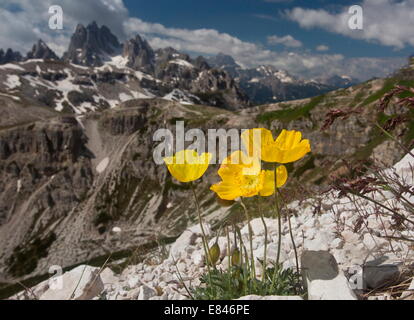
<box><xmin>26</xmin><ymin>39</ymin><xmax>59</xmax><ymax>61</ymax></box>
<box><xmin>208</xmin><ymin>52</ymin><xmax>238</xmax><ymax>68</ymax></box>
<box><xmin>155</xmin><ymin>47</ymin><xmax>191</xmax><ymax>63</ymax></box>
<box><xmin>122</xmin><ymin>34</ymin><xmax>155</xmax><ymax>73</ymax></box>
<box><xmin>193</xmin><ymin>56</ymin><xmax>210</xmax><ymax>70</ymax></box>
<box><xmin>63</xmin><ymin>21</ymin><xmax>121</xmax><ymax>67</ymax></box>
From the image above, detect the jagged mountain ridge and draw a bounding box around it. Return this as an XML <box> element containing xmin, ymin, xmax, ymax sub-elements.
<box><xmin>0</xmin><ymin>22</ymin><xmax>248</xmax><ymax>111</ymax></box>
<box><xmin>0</xmin><ymin>22</ymin><xmax>358</xmax><ymax>110</ymax></box>
<box><xmin>207</xmin><ymin>53</ymin><xmax>358</xmax><ymax>105</ymax></box>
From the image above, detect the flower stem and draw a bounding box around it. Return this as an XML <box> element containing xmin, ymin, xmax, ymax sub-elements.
<box><xmin>273</xmin><ymin>165</ymin><xmax>282</xmax><ymax>269</ymax></box>
<box><xmin>240</xmin><ymin>198</ymin><xmax>256</xmax><ymax>280</ymax></box>
<box><xmin>271</xmin><ymin>164</ymin><xmax>282</xmax><ymax>292</ymax></box>
<box><xmin>190</xmin><ymin>182</ymin><xmax>212</xmax><ymax>270</ymax></box>
<box><xmin>287</xmin><ymin>204</ymin><xmax>299</xmax><ymax>275</ymax></box>
<box><xmin>258</xmin><ymin>197</ymin><xmax>268</xmax><ymax>281</ymax></box>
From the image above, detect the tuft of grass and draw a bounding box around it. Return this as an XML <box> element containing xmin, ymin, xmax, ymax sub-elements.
<box><xmin>192</xmin><ymin>265</ymin><xmax>305</xmax><ymax>300</ymax></box>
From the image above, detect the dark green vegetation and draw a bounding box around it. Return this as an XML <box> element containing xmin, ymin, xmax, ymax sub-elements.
<box><xmin>192</xmin><ymin>265</ymin><xmax>305</xmax><ymax>300</ymax></box>
<box><xmin>256</xmin><ymin>95</ymin><xmax>325</xmax><ymax>124</ymax></box>
<box><xmin>6</xmin><ymin>233</ymin><xmax>57</xmax><ymax>278</ymax></box>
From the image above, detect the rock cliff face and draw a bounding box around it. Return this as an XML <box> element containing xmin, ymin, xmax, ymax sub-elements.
<box><xmin>63</xmin><ymin>22</ymin><xmax>122</xmax><ymax>67</ymax></box>
<box><xmin>123</xmin><ymin>35</ymin><xmax>155</xmax><ymax>74</ymax></box>
<box><xmin>0</xmin><ymin>99</ymin><xmax>233</xmax><ymax>283</ymax></box>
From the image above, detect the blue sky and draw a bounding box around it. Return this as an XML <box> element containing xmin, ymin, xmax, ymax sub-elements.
<box><xmin>124</xmin><ymin>0</ymin><xmax>413</xmax><ymax>59</ymax></box>
<box><xmin>0</xmin><ymin>0</ymin><xmax>413</xmax><ymax>80</ymax></box>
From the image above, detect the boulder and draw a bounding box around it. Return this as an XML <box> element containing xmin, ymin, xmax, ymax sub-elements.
<box><xmin>39</xmin><ymin>265</ymin><xmax>104</xmax><ymax>300</ymax></box>
<box><xmin>100</xmin><ymin>268</ymin><xmax>118</xmax><ymax>286</ymax></box>
<box><xmin>363</xmin><ymin>256</ymin><xmax>403</xmax><ymax>289</ymax></box>
<box><xmin>301</xmin><ymin>251</ymin><xmax>357</xmax><ymax>300</ymax></box>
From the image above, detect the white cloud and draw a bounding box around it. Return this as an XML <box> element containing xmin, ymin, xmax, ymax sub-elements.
<box><xmin>0</xmin><ymin>0</ymin><xmax>128</xmax><ymax>55</ymax></box>
<box><xmin>124</xmin><ymin>17</ymin><xmax>405</xmax><ymax>80</ymax></box>
<box><xmin>287</xmin><ymin>0</ymin><xmax>414</xmax><ymax>49</ymax></box>
<box><xmin>0</xmin><ymin>0</ymin><xmax>407</xmax><ymax>81</ymax></box>
<box><xmin>267</xmin><ymin>35</ymin><xmax>303</xmax><ymax>48</ymax></box>
<box><xmin>316</xmin><ymin>45</ymin><xmax>329</xmax><ymax>52</ymax></box>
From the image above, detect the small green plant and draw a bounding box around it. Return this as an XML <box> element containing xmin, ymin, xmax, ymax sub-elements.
<box><xmin>163</xmin><ymin>130</ymin><xmax>311</xmax><ymax>300</ymax></box>
<box><xmin>192</xmin><ymin>264</ymin><xmax>305</xmax><ymax>300</ymax></box>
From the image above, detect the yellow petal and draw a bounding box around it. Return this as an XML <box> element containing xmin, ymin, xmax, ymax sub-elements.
<box><xmin>276</xmin><ymin>165</ymin><xmax>288</xmax><ymax>188</ymax></box>
<box><xmin>210</xmin><ymin>182</ymin><xmax>242</xmax><ymax>200</ymax></box>
<box><xmin>219</xmin><ymin>150</ymin><xmax>261</xmax><ymax>177</ymax></box>
<box><xmin>259</xmin><ymin>166</ymin><xmax>288</xmax><ymax>197</ymax></box>
<box><xmin>279</xmin><ymin>139</ymin><xmax>311</xmax><ymax>163</ymax></box>
<box><xmin>276</xmin><ymin>130</ymin><xmax>300</xmax><ymax>150</ymax></box>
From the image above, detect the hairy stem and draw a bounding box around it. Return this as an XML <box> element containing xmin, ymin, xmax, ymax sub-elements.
<box><xmin>271</xmin><ymin>165</ymin><xmax>283</xmax><ymax>292</ymax></box>
<box><xmin>274</xmin><ymin>165</ymin><xmax>282</xmax><ymax>269</ymax></box>
<box><xmin>240</xmin><ymin>198</ymin><xmax>256</xmax><ymax>280</ymax></box>
<box><xmin>287</xmin><ymin>209</ymin><xmax>300</xmax><ymax>275</ymax></box>
<box><xmin>258</xmin><ymin>197</ymin><xmax>268</xmax><ymax>281</ymax></box>
<box><xmin>190</xmin><ymin>182</ymin><xmax>212</xmax><ymax>270</ymax></box>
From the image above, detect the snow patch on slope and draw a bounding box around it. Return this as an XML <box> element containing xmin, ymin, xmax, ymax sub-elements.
<box><xmin>0</xmin><ymin>63</ymin><xmax>25</xmax><ymax>71</ymax></box>
<box><xmin>169</xmin><ymin>59</ymin><xmax>194</xmax><ymax>69</ymax></box>
<box><xmin>96</xmin><ymin>157</ymin><xmax>110</xmax><ymax>173</ymax></box>
<box><xmin>4</xmin><ymin>75</ymin><xmax>21</xmax><ymax>89</ymax></box>
<box><xmin>163</xmin><ymin>89</ymin><xmax>200</xmax><ymax>105</ymax></box>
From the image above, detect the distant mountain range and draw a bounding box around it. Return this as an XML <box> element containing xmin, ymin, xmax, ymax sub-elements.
<box><xmin>0</xmin><ymin>21</ymin><xmax>360</xmax><ymax>111</ymax></box>
<box><xmin>207</xmin><ymin>53</ymin><xmax>358</xmax><ymax>105</ymax></box>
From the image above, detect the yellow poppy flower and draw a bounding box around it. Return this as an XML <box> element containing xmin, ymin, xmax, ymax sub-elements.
<box><xmin>242</xmin><ymin>128</ymin><xmax>311</xmax><ymax>163</ymax></box>
<box><xmin>210</xmin><ymin>151</ymin><xmax>288</xmax><ymax>200</ymax></box>
<box><xmin>164</xmin><ymin>149</ymin><xmax>212</xmax><ymax>183</ymax></box>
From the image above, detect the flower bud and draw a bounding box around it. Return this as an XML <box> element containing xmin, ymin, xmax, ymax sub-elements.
<box><xmin>208</xmin><ymin>243</ymin><xmax>220</xmax><ymax>266</ymax></box>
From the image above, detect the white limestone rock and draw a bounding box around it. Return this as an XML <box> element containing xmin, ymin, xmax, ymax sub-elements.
<box><xmin>301</xmin><ymin>251</ymin><xmax>358</xmax><ymax>300</ymax></box>
<box><xmin>39</xmin><ymin>265</ymin><xmax>104</xmax><ymax>300</ymax></box>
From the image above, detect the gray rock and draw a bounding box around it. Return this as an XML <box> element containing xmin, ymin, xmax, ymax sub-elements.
<box><xmin>400</xmin><ymin>278</ymin><xmax>414</xmax><ymax>300</ymax></box>
<box><xmin>363</xmin><ymin>257</ymin><xmax>403</xmax><ymax>289</ymax></box>
<box><xmin>137</xmin><ymin>285</ymin><xmax>157</xmax><ymax>300</ymax></box>
<box><xmin>301</xmin><ymin>251</ymin><xmax>357</xmax><ymax>300</ymax></box>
